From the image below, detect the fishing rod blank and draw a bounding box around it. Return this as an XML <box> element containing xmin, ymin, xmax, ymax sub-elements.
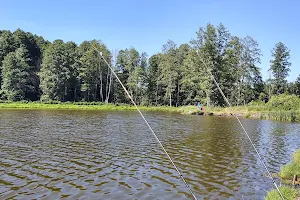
<box><xmin>93</xmin><ymin>47</ymin><xmax>198</xmax><ymax>200</ymax></box>
<box><xmin>196</xmin><ymin>50</ymin><xmax>285</xmax><ymax>200</ymax></box>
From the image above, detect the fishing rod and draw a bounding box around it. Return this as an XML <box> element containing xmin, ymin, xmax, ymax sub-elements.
<box><xmin>93</xmin><ymin>47</ymin><xmax>198</xmax><ymax>200</ymax></box>
<box><xmin>196</xmin><ymin>50</ymin><xmax>285</xmax><ymax>200</ymax></box>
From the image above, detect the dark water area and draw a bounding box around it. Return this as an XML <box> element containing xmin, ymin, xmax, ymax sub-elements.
<box><xmin>0</xmin><ymin>110</ymin><xmax>299</xmax><ymax>199</ymax></box>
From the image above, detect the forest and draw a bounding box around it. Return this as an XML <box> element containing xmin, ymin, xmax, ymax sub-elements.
<box><xmin>0</xmin><ymin>23</ymin><xmax>299</xmax><ymax>107</ymax></box>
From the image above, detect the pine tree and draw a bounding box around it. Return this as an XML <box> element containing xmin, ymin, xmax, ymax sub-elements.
<box><xmin>269</xmin><ymin>42</ymin><xmax>291</xmax><ymax>95</ymax></box>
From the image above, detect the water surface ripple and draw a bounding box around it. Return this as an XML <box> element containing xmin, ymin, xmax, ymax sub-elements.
<box><xmin>0</xmin><ymin>110</ymin><xmax>300</xmax><ymax>199</ymax></box>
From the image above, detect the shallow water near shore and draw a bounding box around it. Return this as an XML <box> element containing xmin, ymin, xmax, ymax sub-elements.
<box><xmin>0</xmin><ymin>110</ymin><xmax>300</xmax><ymax>199</ymax></box>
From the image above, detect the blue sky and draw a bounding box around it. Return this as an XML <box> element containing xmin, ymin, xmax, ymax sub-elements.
<box><xmin>1</xmin><ymin>0</ymin><xmax>299</xmax><ymax>81</ymax></box>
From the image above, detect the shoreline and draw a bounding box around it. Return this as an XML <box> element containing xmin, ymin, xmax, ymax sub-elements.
<box><xmin>0</xmin><ymin>102</ymin><xmax>299</xmax><ymax>122</ymax></box>
<box><xmin>266</xmin><ymin>149</ymin><xmax>300</xmax><ymax>199</ymax></box>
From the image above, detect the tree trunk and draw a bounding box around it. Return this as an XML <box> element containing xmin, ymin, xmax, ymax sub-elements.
<box><xmin>206</xmin><ymin>90</ymin><xmax>210</xmax><ymax>107</ymax></box>
<box><xmin>268</xmin><ymin>84</ymin><xmax>272</xmax><ymax>100</ymax></box>
<box><xmin>106</xmin><ymin>66</ymin><xmax>109</xmax><ymax>100</ymax></box>
<box><xmin>135</xmin><ymin>83</ymin><xmax>138</xmax><ymax>105</ymax></box>
<box><xmin>64</xmin><ymin>86</ymin><xmax>67</xmax><ymax>102</ymax></box>
<box><xmin>100</xmin><ymin>71</ymin><xmax>103</xmax><ymax>102</ymax></box>
<box><xmin>238</xmin><ymin>82</ymin><xmax>241</xmax><ymax>106</ymax></box>
<box><xmin>105</xmin><ymin>70</ymin><xmax>113</xmax><ymax>103</ymax></box>
<box><xmin>74</xmin><ymin>87</ymin><xmax>76</xmax><ymax>102</ymax></box>
<box><xmin>87</xmin><ymin>87</ymin><xmax>90</xmax><ymax>102</ymax></box>
<box><xmin>169</xmin><ymin>88</ymin><xmax>172</xmax><ymax>107</ymax></box>
<box><xmin>155</xmin><ymin>81</ymin><xmax>158</xmax><ymax>106</ymax></box>
<box><xmin>176</xmin><ymin>82</ymin><xmax>180</xmax><ymax>107</ymax></box>
<box><xmin>95</xmin><ymin>84</ymin><xmax>97</xmax><ymax>101</ymax></box>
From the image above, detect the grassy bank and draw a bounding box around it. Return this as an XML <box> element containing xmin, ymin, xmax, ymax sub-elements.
<box><xmin>266</xmin><ymin>150</ymin><xmax>300</xmax><ymax>200</ymax></box>
<box><xmin>0</xmin><ymin>101</ymin><xmax>183</xmax><ymax>112</ymax></box>
<box><xmin>0</xmin><ymin>101</ymin><xmax>300</xmax><ymax>123</ymax></box>
<box><xmin>197</xmin><ymin>94</ymin><xmax>300</xmax><ymax>122</ymax></box>
<box><xmin>1</xmin><ymin>93</ymin><xmax>300</xmax><ymax>123</ymax></box>
<box><xmin>201</xmin><ymin>106</ymin><xmax>300</xmax><ymax>122</ymax></box>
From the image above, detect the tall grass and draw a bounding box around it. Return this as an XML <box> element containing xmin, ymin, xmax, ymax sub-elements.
<box><xmin>266</xmin><ymin>149</ymin><xmax>300</xmax><ymax>199</ymax></box>
<box><xmin>293</xmin><ymin>150</ymin><xmax>300</xmax><ymax>163</ymax></box>
<box><xmin>0</xmin><ymin>101</ymin><xmax>182</xmax><ymax>112</ymax></box>
<box><xmin>200</xmin><ymin>94</ymin><xmax>300</xmax><ymax>122</ymax></box>
<box><xmin>266</xmin><ymin>186</ymin><xmax>298</xmax><ymax>200</ymax></box>
<box><xmin>1</xmin><ymin>94</ymin><xmax>300</xmax><ymax>122</ymax></box>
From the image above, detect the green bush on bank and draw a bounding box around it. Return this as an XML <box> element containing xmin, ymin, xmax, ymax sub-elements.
<box><xmin>1</xmin><ymin>94</ymin><xmax>300</xmax><ymax>122</ymax></box>
<box><xmin>293</xmin><ymin>150</ymin><xmax>300</xmax><ymax>163</ymax></box>
<box><xmin>279</xmin><ymin>163</ymin><xmax>300</xmax><ymax>181</ymax></box>
<box><xmin>266</xmin><ymin>186</ymin><xmax>298</xmax><ymax>200</ymax></box>
<box><xmin>266</xmin><ymin>149</ymin><xmax>300</xmax><ymax>200</ymax></box>
<box><xmin>266</xmin><ymin>94</ymin><xmax>300</xmax><ymax>111</ymax></box>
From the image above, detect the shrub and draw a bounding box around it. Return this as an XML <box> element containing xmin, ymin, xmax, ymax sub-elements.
<box><xmin>267</xmin><ymin>94</ymin><xmax>300</xmax><ymax>111</ymax></box>
<box><xmin>279</xmin><ymin>163</ymin><xmax>300</xmax><ymax>180</ymax></box>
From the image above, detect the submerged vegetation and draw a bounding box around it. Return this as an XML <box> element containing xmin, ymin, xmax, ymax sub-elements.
<box><xmin>266</xmin><ymin>150</ymin><xmax>300</xmax><ymax>200</ymax></box>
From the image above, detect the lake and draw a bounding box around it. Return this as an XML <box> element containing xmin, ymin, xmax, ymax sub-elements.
<box><xmin>0</xmin><ymin>110</ymin><xmax>299</xmax><ymax>199</ymax></box>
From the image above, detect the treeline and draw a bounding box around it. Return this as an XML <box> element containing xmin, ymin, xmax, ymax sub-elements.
<box><xmin>0</xmin><ymin>24</ymin><xmax>299</xmax><ymax>106</ymax></box>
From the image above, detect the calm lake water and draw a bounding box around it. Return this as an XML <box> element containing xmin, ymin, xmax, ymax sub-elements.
<box><xmin>0</xmin><ymin>110</ymin><xmax>299</xmax><ymax>200</ymax></box>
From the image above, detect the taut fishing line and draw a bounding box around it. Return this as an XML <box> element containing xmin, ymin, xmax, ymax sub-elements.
<box><xmin>196</xmin><ymin>50</ymin><xmax>285</xmax><ymax>200</ymax></box>
<box><xmin>93</xmin><ymin>47</ymin><xmax>198</xmax><ymax>200</ymax></box>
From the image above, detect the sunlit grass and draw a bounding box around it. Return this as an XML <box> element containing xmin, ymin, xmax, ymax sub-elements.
<box><xmin>266</xmin><ymin>149</ymin><xmax>300</xmax><ymax>199</ymax></box>
<box><xmin>279</xmin><ymin>163</ymin><xmax>300</xmax><ymax>182</ymax></box>
<box><xmin>266</xmin><ymin>186</ymin><xmax>298</xmax><ymax>200</ymax></box>
<box><xmin>293</xmin><ymin>149</ymin><xmax>300</xmax><ymax>163</ymax></box>
<box><xmin>0</xmin><ymin>101</ymin><xmax>182</xmax><ymax>112</ymax></box>
<box><xmin>1</xmin><ymin>98</ymin><xmax>300</xmax><ymax>122</ymax></box>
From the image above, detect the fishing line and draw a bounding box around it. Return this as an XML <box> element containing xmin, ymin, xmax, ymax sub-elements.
<box><xmin>93</xmin><ymin>47</ymin><xmax>198</xmax><ymax>200</ymax></box>
<box><xmin>196</xmin><ymin>50</ymin><xmax>285</xmax><ymax>200</ymax></box>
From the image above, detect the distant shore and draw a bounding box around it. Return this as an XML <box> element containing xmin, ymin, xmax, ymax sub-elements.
<box><xmin>1</xmin><ymin>101</ymin><xmax>300</xmax><ymax>122</ymax></box>
<box><xmin>0</xmin><ymin>101</ymin><xmax>182</xmax><ymax>112</ymax></box>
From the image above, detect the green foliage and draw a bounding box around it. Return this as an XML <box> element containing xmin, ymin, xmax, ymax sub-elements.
<box><xmin>116</xmin><ymin>47</ymin><xmax>147</xmax><ymax>105</ymax></box>
<box><xmin>158</xmin><ymin>40</ymin><xmax>179</xmax><ymax>106</ymax></box>
<box><xmin>189</xmin><ymin>24</ymin><xmax>262</xmax><ymax>107</ymax></box>
<box><xmin>279</xmin><ymin>163</ymin><xmax>300</xmax><ymax>180</ymax></box>
<box><xmin>1</xmin><ymin>46</ymin><xmax>38</xmax><ymax>101</ymax></box>
<box><xmin>266</xmin><ymin>186</ymin><xmax>298</xmax><ymax>200</ymax></box>
<box><xmin>0</xmin><ymin>27</ymin><xmax>298</xmax><ymax>108</ymax></box>
<box><xmin>269</xmin><ymin>42</ymin><xmax>291</xmax><ymax>95</ymax></box>
<box><xmin>267</xmin><ymin>94</ymin><xmax>300</xmax><ymax>110</ymax></box>
<box><xmin>147</xmin><ymin>54</ymin><xmax>161</xmax><ymax>105</ymax></box>
<box><xmin>39</xmin><ymin>40</ymin><xmax>80</xmax><ymax>102</ymax></box>
<box><xmin>295</xmin><ymin>75</ymin><xmax>300</xmax><ymax>97</ymax></box>
<box><xmin>293</xmin><ymin>149</ymin><xmax>300</xmax><ymax>163</ymax></box>
<box><xmin>266</xmin><ymin>150</ymin><xmax>300</xmax><ymax>200</ymax></box>
<box><xmin>78</xmin><ymin>40</ymin><xmax>111</xmax><ymax>102</ymax></box>
<box><xmin>259</xmin><ymin>92</ymin><xmax>268</xmax><ymax>102</ymax></box>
